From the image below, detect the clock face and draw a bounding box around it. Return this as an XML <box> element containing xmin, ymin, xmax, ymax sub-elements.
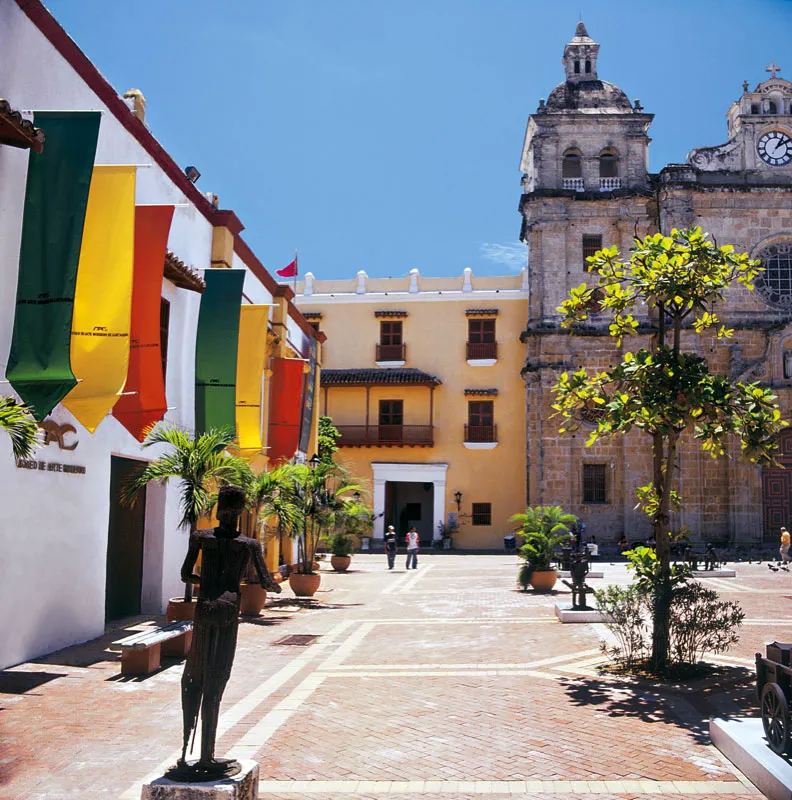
<box><xmin>757</xmin><ymin>130</ymin><xmax>792</xmax><ymax>166</ymax></box>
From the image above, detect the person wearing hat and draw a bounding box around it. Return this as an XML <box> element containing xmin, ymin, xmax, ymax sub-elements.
<box><xmin>781</xmin><ymin>527</ymin><xmax>791</xmax><ymax>564</ymax></box>
<box><xmin>384</xmin><ymin>525</ymin><xmax>398</xmax><ymax>570</ymax></box>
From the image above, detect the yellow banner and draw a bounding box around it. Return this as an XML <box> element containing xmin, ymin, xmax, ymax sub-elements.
<box><xmin>235</xmin><ymin>305</ymin><xmax>271</xmax><ymax>457</ymax></box>
<box><xmin>62</xmin><ymin>166</ymin><xmax>136</xmax><ymax>432</ymax></box>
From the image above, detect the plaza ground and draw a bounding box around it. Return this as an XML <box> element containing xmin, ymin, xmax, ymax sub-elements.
<box><xmin>1</xmin><ymin>554</ymin><xmax>789</xmax><ymax>799</ymax></box>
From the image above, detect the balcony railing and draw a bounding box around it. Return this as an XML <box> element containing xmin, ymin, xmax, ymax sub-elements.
<box><xmin>464</xmin><ymin>424</ymin><xmax>497</xmax><ymax>443</ymax></box>
<box><xmin>599</xmin><ymin>177</ymin><xmax>621</xmax><ymax>191</ymax></box>
<box><xmin>466</xmin><ymin>341</ymin><xmax>498</xmax><ymax>360</ymax></box>
<box><xmin>376</xmin><ymin>343</ymin><xmax>406</xmax><ymax>362</ymax></box>
<box><xmin>336</xmin><ymin>425</ymin><xmax>433</xmax><ymax>447</ymax></box>
<box><xmin>562</xmin><ymin>177</ymin><xmax>585</xmax><ymax>191</ymax></box>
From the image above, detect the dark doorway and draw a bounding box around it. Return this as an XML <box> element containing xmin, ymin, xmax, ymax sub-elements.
<box><xmin>385</xmin><ymin>481</ymin><xmax>434</xmax><ymax>544</ymax></box>
<box><xmin>762</xmin><ymin>430</ymin><xmax>792</xmax><ymax>541</ymax></box>
<box><xmin>106</xmin><ymin>456</ymin><xmax>146</xmax><ymax>620</ymax></box>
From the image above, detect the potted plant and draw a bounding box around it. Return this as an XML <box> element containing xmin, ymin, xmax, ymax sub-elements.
<box><xmin>122</xmin><ymin>424</ymin><xmax>249</xmax><ymax>620</ymax></box>
<box><xmin>512</xmin><ymin>506</ymin><xmax>577</xmax><ymax>592</ymax></box>
<box><xmin>328</xmin><ymin>532</ymin><xmax>355</xmax><ymax>572</ymax></box>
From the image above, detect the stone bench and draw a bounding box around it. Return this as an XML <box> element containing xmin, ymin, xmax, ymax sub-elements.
<box><xmin>110</xmin><ymin>620</ymin><xmax>193</xmax><ymax>676</ymax></box>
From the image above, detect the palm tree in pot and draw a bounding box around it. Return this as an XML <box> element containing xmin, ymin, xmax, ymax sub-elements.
<box><xmin>121</xmin><ymin>423</ymin><xmax>249</xmax><ymax>609</ymax></box>
<box><xmin>512</xmin><ymin>506</ymin><xmax>577</xmax><ymax>592</ymax></box>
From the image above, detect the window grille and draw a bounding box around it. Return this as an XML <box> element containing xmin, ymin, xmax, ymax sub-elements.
<box><xmin>583</xmin><ymin>464</ymin><xmax>608</xmax><ymax>504</ymax></box>
<box><xmin>380</xmin><ymin>320</ymin><xmax>402</xmax><ymax>345</ymax></box>
<box><xmin>582</xmin><ymin>234</ymin><xmax>603</xmax><ymax>267</ymax></box>
<box><xmin>472</xmin><ymin>503</ymin><xmax>492</xmax><ymax>526</ymax></box>
<box><xmin>160</xmin><ymin>297</ymin><xmax>170</xmax><ymax>381</ymax></box>
<box><xmin>756</xmin><ymin>243</ymin><xmax>792</xmax><ymax>309</ymax></box>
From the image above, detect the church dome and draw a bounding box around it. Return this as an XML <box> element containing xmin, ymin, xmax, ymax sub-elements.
<box><xmin>545</xmin><ymin>79</ymin><xmax>633</xmax><ymax>113</ymax></box>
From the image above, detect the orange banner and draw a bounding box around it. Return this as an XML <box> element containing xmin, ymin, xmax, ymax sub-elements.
<box><xmin>267</xmin><ymin>357</ymin><xmax>305</xmax><ymax>464</ymax></box>
<box><xmin>113</xmin><ymin>205</ymin><xmax>174</xmax><ymax>440</ymax></box>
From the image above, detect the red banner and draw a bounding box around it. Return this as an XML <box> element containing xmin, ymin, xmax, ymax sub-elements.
<box><xmin>113</xmin><ymin>205</ymin><xmax>174</xmax><ymax>440</ymax></box>
<box><xmin>267</xmin><ymin>357</ymin><xmax>305</xmax><ymax>464</ymax></box>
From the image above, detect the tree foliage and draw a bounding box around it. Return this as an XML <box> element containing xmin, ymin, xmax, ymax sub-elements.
<box><xmin>0</xmin><ymin>396</ymin><xmax>39</xmax><ymax>459</ymax></box>
<box><xmin>552</xmin><ymin>228</ymin><xmax>785</xmax><ymax>674</ymax></box>
<box><xmin>317</xmin><ymin>415</ymin><xmax>341</xmax><ymax>464</ymax></box>
<box><xmin>512</xmin><ymin>505</ymin><xmax>577</xmax><ymax>574</ymax></box>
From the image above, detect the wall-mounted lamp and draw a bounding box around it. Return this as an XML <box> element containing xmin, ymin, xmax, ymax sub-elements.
<box><xmin>454</xmin><ymin>491</ymin><xmax>463</xmax><ymax>511</ymax></box>
<box><xmin>184</xmin><ymin>165</ymin><xmax>201</xmax><ymax>183</ymax></box>
<box><xmin>353</xmin><ymin>491</ymin><xmax>361</xmax><ymax>504</ymax></box>
<box><xmin>309</xmin><ymin>454</ymin><xmax>321</xmax><ymax>469</ymax></box>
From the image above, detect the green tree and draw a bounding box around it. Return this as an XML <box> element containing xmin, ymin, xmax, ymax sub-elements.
<box><xmin>0</xmin><ymin>396</ymin><xmax>39</xmax><ymax>459</ymax></box>
<box><xmin>553</xmin><ymin>227</ymin><xmax>785</xmax><ymax>674</ymax></box>
<box><xmin>121</xmin><ymin>423</ymin><xmax>250</xmax><ymax>601</ymax></box>
<box><xmin>317</xmin><ymin>415</ymin><xmax>341</xmax><ymax>464</ymax></box>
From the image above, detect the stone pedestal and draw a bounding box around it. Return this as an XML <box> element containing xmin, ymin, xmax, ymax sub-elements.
<box><xmin>141</xmin><ymin>760</ymin><xmax>258</xmax><ymax>800</ymax></box>
<box><xmin>711</xmin><ymin>717</ymin><xmax>788</xmax><ymax>800</ymax></box>
<box><xmin>554</xmin><ymin>604</ymin><xmax>612</xmax><ymax>623</ymax></box>
<box><xmin>559</xmin><ymin>570</ymin><xmax>603</xmax><ymax>579</ymax></box>
<box><xmin>692</xmin><ymin>569</ymin><xmax>736</xmax><ymax>578</ymax></box>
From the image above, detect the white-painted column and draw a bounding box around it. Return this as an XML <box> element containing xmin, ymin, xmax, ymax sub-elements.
<box><xmin>433</xmin><ymin>479</ymin><xmax>446</xmax><ymax>540</ymax></box>
<box><xmin>373</xmin><ymin>478</ymin><xmax>386</xmax><ymax>540</ymax></box>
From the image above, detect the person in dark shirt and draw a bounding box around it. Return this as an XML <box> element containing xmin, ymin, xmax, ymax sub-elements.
<box><xmin>384</xmin><ymin>525</ymin><xmax>398</xmax><ymax>570</ymax></box>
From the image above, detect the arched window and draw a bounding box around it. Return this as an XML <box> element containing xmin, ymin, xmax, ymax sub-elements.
<box><xmin>574</xmin><ymin>60</ymin><xmax>580</xmax><ymax>74</ymax></box>
<box><xmin>585</xmin><ymin>60</ymin><xmax>591</xmax><ymax>74</ymax></box>
<box><xmin>562</xmin><ymin>151</ymin><xmax>582</xmax><ymax>178</ymax></box>
<box><xmin>769</xmin><ymin>101</ymin><xmax>778</xmax><ymax>114</ymax></box>
<box><xmin>783</xmin><ymin>340</ymin><xmax>792</xmax><ymax>380</ymax></box>
<box><xmin>599</xmin><ymin>150</ymin><xmax>619</xmax><ymax>178</ymax></box>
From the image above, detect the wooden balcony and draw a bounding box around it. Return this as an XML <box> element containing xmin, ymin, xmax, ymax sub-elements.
<box><xmin>464</xmin><ymin>424</ymin><xmax>497</xmax><ymax>443</ymax></box>
<box><xmin>466</xmin><ymin>341</ymin><xmax>498</xmax><ymax>361</ymax></box>
<box><xmin>376</xmin><ymin>343</ymin><xmax>406</xmax><ymax>362</ymax></box>
<box><xmin>336</xmin><ymin>424</ymin><xmax>434</xmax><ymax>447</ymax></box>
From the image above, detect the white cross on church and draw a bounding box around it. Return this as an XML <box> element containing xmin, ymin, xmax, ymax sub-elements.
<box><xmin>766</xmin><ymin>61</ymin><xmax>782</xmax><ymax>79</ymax></box>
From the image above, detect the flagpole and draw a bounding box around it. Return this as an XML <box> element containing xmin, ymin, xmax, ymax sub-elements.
<box><xmin>293</xmin><ymin>249</ymin><xmax>298</xmax><ymax>294</ymax></box>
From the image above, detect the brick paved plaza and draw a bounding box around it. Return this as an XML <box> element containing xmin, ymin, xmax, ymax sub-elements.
<box><xmin>3</xmin><ymin>554</ymin><xmax>790</xmax><ymax>799</ymax></box>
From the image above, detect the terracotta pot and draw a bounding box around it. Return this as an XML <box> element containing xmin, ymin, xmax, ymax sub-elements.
<box><xmin>529</xmin><ymin>570</ymin><xmax>558</xmax><ymax>592</ymax></box>
<box><xmin>330</xmin><ymin>555</ymin><xmax>352</xmax><ymax>572</ymax></box>
<box><xmin>289</xmin><ymin>572</ymin><xmax>321</xmax><ymax>597</ymax></box>
<box><xmin>166</xmin><ymin>598</ymin><xmax>196</xmax><ymax>622</ymax></box>
<box><xmin>239</xmin><ymin>583</ymin><xmax>268</xmax><ymax>616</ymax></box>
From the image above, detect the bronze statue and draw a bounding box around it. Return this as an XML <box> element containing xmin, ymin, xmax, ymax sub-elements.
<box><xmin>562</xmin><ymin>550</ymin><xmax>594</xmax><ymax>610</ymax></box>
<box><xmin>167</xmin><ymin>485</ymin><xmax>281</xmax><ymax>782</ymax></box>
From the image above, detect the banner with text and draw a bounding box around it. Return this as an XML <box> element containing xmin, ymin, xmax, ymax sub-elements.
<box><xmin>6</xmin><ymin>112</ymin><xmax>100</xmax><ymax>420</ymax></box>
<box><xmin>62</xmin><ymin>166</ymin><xmax>136</xmax><ymax>432</ymax></box>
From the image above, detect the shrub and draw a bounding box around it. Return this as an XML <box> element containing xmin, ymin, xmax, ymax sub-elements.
<box><xmin>595</xmin><ymin>584</ymin><xmax>650</xmax><ymax>669</ymax></box>
<box><xmin>328</xmin><ymin>532</ymin><xmax>355</xmax><ymax>558</ymax></box>
<box><xmin>669</xmin><ymin>582</ymin><xmax>744</xmax><ymax>665</ymax></box>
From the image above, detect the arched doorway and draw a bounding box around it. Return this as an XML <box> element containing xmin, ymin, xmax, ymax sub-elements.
<box><xmin>762</xmin><ymin>430</ymin><xmax>792</xmax><ymax>540</ymax></box>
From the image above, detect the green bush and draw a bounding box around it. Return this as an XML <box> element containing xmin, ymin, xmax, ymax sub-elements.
<box><xmin>512</xmin><ymin>506</ymin><xmax>576</xmax><ymax>574</ymax></box>
<box><xmin>328</xmin><ymin>532</ymin><xmax>355</xmax><ymax>557</ymax></box>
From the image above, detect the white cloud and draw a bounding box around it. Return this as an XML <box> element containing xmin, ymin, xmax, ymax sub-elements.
<box><xmin>480</xmin><ymin>242</ymin><xmax>528</xmax><ymax>272</ymax></box>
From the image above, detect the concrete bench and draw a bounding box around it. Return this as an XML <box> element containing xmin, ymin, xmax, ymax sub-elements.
<box><xmin>110</xmin><ymin>620</ymin><xmax>193</xmax><ymax>676</ymax></box>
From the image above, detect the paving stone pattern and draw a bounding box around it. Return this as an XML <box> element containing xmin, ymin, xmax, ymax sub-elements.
<box><xmin>1</xmin><ymin>555</ymin><xmax>784</xmax><ymax>799</ymax></box>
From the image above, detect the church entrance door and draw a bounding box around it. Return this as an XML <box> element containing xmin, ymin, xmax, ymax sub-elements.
<box><xmin>762</xmin><ymin>431</ymin><xmax>792</xmax><ymax>542</ymax></box>
<box><xmin>106</xmin><ymin>456</ymin><xmax>146</xmax><ymax>620</ymax></box>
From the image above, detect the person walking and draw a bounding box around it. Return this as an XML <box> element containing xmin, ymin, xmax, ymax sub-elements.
<box><xmin>384</xmin><ymin>525</ymin><xmax>398</xmax><ymax>570</ymax></box>
<box><xmin>781</xmin><ymin>527</ymin><xmax>791</xmax><ymax>563</ymax></box>
<box><xmin>405</xmin><ymin>526</ymin><xmax>419</xmax><ymax>570</ymax></box>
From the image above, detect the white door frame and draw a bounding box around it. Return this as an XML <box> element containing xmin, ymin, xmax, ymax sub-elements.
<box><xmin>371</xmin><ymin>462</ymin><xmax>449</xmax><ymax>541</ymax></box>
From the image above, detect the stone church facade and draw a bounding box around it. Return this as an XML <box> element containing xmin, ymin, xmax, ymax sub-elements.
<box><xmin>519</xmin><ymin>23</ymin><xmax>792</xmax><ymax>546</ymax></box>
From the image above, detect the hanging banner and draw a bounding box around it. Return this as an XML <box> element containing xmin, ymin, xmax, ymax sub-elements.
<box><xmin>298</xmin><ymin>337</ymin><xmax>318</xmax><ymax>455</ymax></box>
<box><xmin>195</xmin><ymin>269</ymin><xmax>245</xmax><ymax>435</ymax></box>
<box><xmin>267</xmin><ymin>357</ymin><xmax>305</xmax><ymax>464</ymax></box>
<box><xmin>113</xmin><ymin>205</ymin><xmax>174</xmax><ymax>441</ymax></box>
<box><xmin>6</xmin><ymin>112</ymin><xmax>101</xmax><ymax>420</ymax></box>
<box><xmin>62</xmin><ymin>166</ymin><xmax>136</xmax><ymax>432</ymax></box>
<box><xmin>235</xmin><ymin>305</ymin><xmax>271</xmax><ymax>456</ymax></box>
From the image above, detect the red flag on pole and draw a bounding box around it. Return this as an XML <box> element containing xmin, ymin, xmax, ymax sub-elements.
<box><xmin>277</xmin><ymin>259</ymin><xmax>297</xmax><ymax>278</ymax></box>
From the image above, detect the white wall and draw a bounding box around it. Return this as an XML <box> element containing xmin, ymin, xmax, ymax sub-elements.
<box><xmin>0</xmin><ymin>0</ymin><xmax>207</xmax><ymax>667</ymax></box>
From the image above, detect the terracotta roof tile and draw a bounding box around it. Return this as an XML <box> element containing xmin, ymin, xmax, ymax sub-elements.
<box><xmin>0</xmin><ymin>99</ymin><xmax>45</xmax><ymax>153</ymax></box>
<box><xmin>164</xmin><ymin>251</ymin><xmax>206</xmax><ymax>294</ymax></box>
<box><xmin>321</xmin><ymin>368</ymin><xmax>441</xmax><ymax>387</ymax></box>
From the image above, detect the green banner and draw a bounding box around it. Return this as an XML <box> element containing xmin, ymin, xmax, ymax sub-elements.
<box><xmin>195</xmin><ymin>269</ymin><xmax>245</xmax><ymax>435</ymax></box>
<box><xmin>6</xmin><ymin>112</ymin><xmax>101</xmax><ymax>420</ymax></box>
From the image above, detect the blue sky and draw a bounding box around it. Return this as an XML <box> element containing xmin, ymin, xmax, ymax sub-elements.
<box><xmin>48</xmin><ymin>0</ymin><xmax>792</xmax><ymax>280</ymax></box>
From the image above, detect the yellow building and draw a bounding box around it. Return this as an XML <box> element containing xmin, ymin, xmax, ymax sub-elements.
<box><xmin>295</xmin><ymin>268</ymin><xmax>527</xmax><ymax>549</ymax></box>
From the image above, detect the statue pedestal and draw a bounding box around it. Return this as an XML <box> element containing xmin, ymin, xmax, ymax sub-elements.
<box><xmin>711</xmin><ymin>717</ymin><xmax>787</xmax><ymax>800</ymax></box>
<box><xmin>554</xmin><ymin>604</ymin><xmax>611</xmax><ymax>623</ymax></box>
<box><xmin>141</xmin><ymin>760</ymin><xmax>258</xmax><ymax>800</ymax></box>
<box><xmin>559</xmin><ymin>570</ymin><xmax>603</xmax><ymax>579</ymax></box>
<box><xmin>692</xmin><ymin>569</ymin><xmax>736</xmax><ymax>578</ymax></box>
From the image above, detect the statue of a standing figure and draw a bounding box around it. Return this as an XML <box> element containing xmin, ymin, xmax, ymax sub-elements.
<box><xmin>167</xmin><ymin>485</ymin><xmax>282</xmax><ymax>782</ymax></box>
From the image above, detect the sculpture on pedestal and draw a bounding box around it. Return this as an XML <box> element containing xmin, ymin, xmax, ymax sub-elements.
<box><xmin>167</xmin><ymin>485</ymin><xmax>282</xmax><ymax>782</ymax></box>
<box><xmin>562</xmin><ymin>550</ymin><xmax>594</xmax><ymax>610</ymax></box>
